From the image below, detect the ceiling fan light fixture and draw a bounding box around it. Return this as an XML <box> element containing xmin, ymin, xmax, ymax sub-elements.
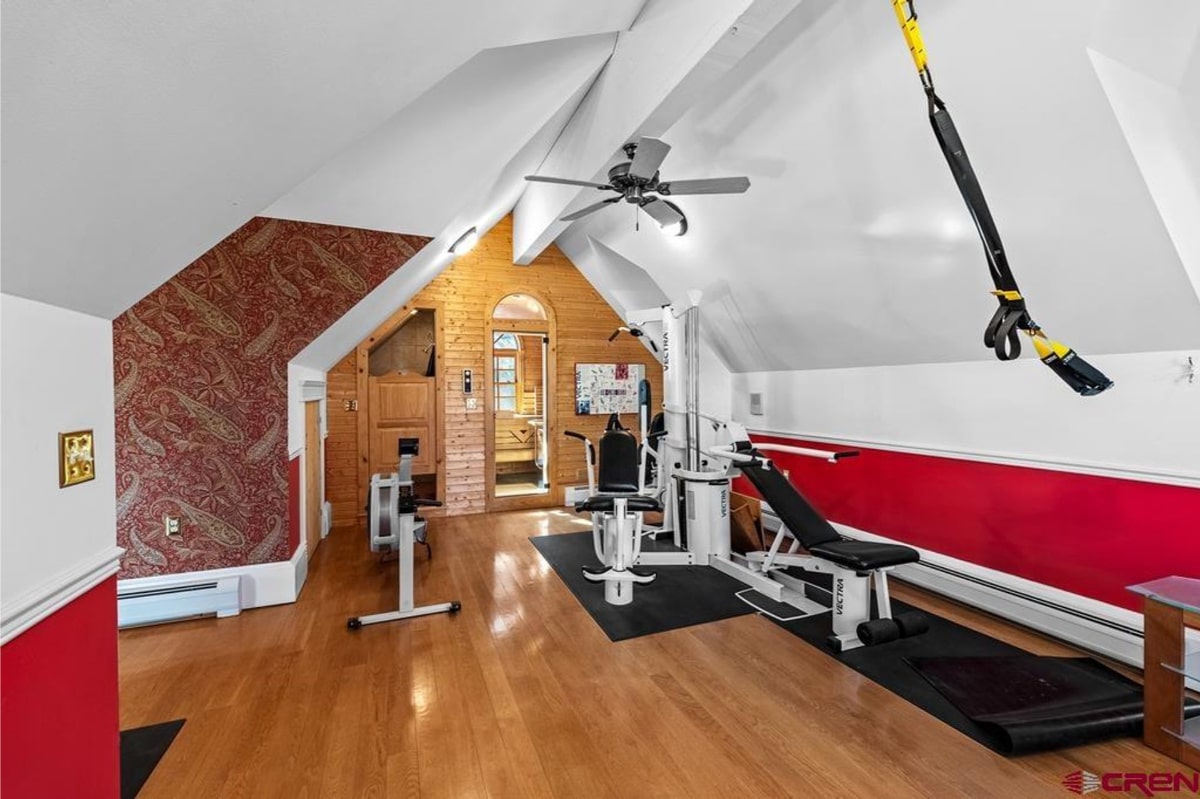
<box><xmin>660</xmin><ymin>201</ymin><xmax>688</xmax><ymax>237</ymax></box>
<box><xmin>449</xmin><ymin>227</ymin><xmax>479</xmax><ymax>255</ymax></box>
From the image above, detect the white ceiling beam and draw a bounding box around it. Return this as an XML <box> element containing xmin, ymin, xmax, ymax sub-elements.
<box><xmin>511</xmin><ymin>0</ymin><xmax>802</xmax><ymax>265</ymax></box>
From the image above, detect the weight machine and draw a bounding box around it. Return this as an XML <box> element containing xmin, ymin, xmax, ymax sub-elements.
<box><xmin>611</xmin><ymin>293</ymin><xmax>927</xmax><ymax>650</ymax></box>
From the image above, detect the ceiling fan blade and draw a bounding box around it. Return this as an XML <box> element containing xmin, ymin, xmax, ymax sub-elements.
<box><xmin>657</xmin><ymin>177</ymin><xmax>751</xmax><ymax>195</ymax></box>
<box><xmin>525</xmin><ymin>175</ymin><xmax>614</xmax><ymax>191</ymax></box>
<box><xmin>639</xmin><ymin>197</ymin><xmax>684</xmax><ymax>228</ymax></box>
<box><xmin>628</xmin><ymin>137</ymin><xmax>671</xmax><ymax>181</ymax></box>
<box><xmin>560</xmin><ymin>197</ymin><xmax>621</xmax><ymax>222</ymax></box>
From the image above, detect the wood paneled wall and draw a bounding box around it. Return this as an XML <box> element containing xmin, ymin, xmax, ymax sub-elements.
<box><xmin>325</xmin><ymin>353</ymin><xmax>360</xmax><ymax>526</ymax></box>
<box><xmin>323</xmin><ymin>215</ymin><xmax>662</xmax><ymax>521</ymax></box>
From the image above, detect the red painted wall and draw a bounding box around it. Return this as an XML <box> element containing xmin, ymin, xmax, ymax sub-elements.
<box><xmin>734</xmin><ymin>434</ymin><xmax>1200</xmax><ymax>610</ymax></box>
<box><xmin>0</xmin><ymin>578</ymin><xmax>120</xmax><ymax>798</ymax></box>
<box><xmin>113</xmin><ymin>218</ymin><xmax>429</xmax><ymax>578</ymax></box>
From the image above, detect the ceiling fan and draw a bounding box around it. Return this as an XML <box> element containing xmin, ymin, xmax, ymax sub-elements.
<box><xmin>524</xmin><ymin>137</ymin><xmax>750</xmax><ymax>235</ymax></box>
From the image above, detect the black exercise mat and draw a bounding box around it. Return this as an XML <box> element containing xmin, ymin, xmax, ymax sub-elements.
<box><xmin>530</xmin><ymin>531</ymin><xmax>754</xmax><ymax>641</ymax></box>
<box><xmin>121</xmin><ymin>718</ymin><xmax>185</xmax><ymax>799</ymax></box>
<box><xmin>765</xmin><ymin>592</ymin><xmax>1165</xmax><ymax>755</ymax></box>
<box><xmin>906</xmin><ymin>655</ymin><xmax>1200</xmax><ymax>755</ymax></box>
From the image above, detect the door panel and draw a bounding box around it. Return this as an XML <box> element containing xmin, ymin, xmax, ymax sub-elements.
<box><xmin>304</xmin><ymin>401</ymin><xmax>322</xmax><ymax>556</ymax></box>
<box><xmin>368</xmin><ymin>375</ymin><xmax>435</xmax><ymax>477</ymax></box>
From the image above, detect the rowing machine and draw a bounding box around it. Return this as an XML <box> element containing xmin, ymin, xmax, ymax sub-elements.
<box><xmin>348</xmin><ymin>438</ymin><xmax>460</xmax><ymax>629</ymax></box>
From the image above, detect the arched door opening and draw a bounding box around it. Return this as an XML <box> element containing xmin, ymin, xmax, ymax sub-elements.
<box><xmin>486</xmin><ymin>292</ymin><xmax>555</xmax><ymax>508</ymax></box>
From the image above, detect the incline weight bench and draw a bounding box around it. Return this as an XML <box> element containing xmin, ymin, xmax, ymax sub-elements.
<box><xmin>726</xmin><ymin>443</ymin><xmax>928</xmax><ymax>651</ymax></box>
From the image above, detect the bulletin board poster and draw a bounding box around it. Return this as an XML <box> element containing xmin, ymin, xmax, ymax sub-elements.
<box><xmin>574</xmin><ymin>363</ymin><xmax>645</xmax><ymax>415</ymax></box>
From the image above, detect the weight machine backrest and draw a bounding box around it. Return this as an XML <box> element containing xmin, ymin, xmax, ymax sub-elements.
<box><xmin>596</xmin><ymin>414</ymin><xmax>640</xmax><ymax>494</ymax></box>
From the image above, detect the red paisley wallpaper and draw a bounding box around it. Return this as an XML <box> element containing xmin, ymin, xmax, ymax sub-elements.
<box><xmin>114</xmin><ymin>217</ymin><xmax>430</xmax><ymax>577</ymax></box>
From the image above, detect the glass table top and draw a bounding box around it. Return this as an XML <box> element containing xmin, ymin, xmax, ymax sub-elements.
<box><xmin>1128</xmin><ymin>576</ymin><xmax>1200</xmax><ymax>614</ymax></box>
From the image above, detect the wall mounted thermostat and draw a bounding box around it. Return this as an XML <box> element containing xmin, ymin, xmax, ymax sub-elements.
<box><xmin>463</xmin><ymin>369</ymin><xmax>473</xmax><ymax>394</ymax></box>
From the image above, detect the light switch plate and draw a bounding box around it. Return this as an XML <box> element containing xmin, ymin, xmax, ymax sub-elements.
<box><xmin>466</xmin><ymin>397</ymin><xmax>478</xmax><ymax>410</ymax></box>
<box><xmin>59</xmin><ymin>429</ymin><xmax>96</xmax><ymax>487</ymax></box>
<box><xmin>749</xmin><ymin>392</ymin><xmax>764</xmax><ymax>416</ymax></box>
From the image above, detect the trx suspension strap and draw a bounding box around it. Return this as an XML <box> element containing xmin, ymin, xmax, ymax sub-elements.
<box><xmin>891</xmin><ymin>1</ymin><xmax>1114</xmax><ymax>396</ymax></box>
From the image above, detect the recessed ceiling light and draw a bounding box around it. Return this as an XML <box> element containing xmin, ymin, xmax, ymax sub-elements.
<box><xmin>449</xmin><ymin>227</ymin><xmax>479</xmax><ymax>255</ymax></box>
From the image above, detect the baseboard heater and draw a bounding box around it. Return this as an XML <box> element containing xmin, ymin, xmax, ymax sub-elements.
<box><xmin>759</xmin><ymin>507</ymin><xmax>1145</xmax><ymax>667</ymax></box>
<box><xmin>564</xmin><ymin>485</ymin><xmax>591</xmax><ymax>506</ymax></box>
<box><xmin>117</xmin><ymin>575</ymin><xmax>242</xmax><ymax>629</ymax></box>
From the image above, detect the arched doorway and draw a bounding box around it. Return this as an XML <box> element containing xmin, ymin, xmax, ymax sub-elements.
<box><xmin>485</xmin><ymin>292</ymin><xmax>556</xmax><ymax>510</ymax></box>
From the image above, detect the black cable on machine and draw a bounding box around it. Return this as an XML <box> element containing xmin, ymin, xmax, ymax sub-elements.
<box><xmin>891</xmin><ymin>0</ymin><xmax>1113</xmax><ymax>396</ymax></box>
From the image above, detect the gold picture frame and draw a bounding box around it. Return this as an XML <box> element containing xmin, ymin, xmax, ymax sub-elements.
<box><xmin>59</xmin><ymin>429</ymin><xmax>96</xmax><ymax>487</ymax></box>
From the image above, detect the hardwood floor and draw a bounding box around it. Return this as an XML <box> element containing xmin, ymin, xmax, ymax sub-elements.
<box><xmin>120</xmin><ymin>510</ymin><xmax>1177</xmax><ymax>798</ymax></box>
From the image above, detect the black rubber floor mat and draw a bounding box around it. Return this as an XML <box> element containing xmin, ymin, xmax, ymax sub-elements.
<box><xmin>530</xmin><ymin>531</ymin><xmax>754</xmax><ymax>641</ymax></box>
<box><xmin>906</xmin><ymin>655</ymin><xmax>1200</xmax><ymax>755</ymax></box>
<box><xmin>121</xmin><ymin>719</ymin><xmax>185</xmax><ymax>798</ymax></box>
<box><xmin>768</xmin><ymin>595</ymin><xmax>1196</xmax><ymax>755</ymax></box>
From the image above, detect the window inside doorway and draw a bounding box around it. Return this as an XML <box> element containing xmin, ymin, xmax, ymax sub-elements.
<box><xmin>493</xmin><ymin>332</ymin><xmax>519</xmax><ymax>411</ymax></box>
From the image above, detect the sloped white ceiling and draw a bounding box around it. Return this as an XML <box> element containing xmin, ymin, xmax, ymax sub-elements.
<box><xmin>565</xmin><ymin>0</ymin><xmax>1200</xmax><ymax>371</ymax></box>
<box><xmin>292</xmin><ymin>42</ymin><xmax>608</xmax><ymax>371</ymax></box>
<box><xmin>0</xmin><ymin>0</ymin><xmax>644</xmax><ymax>318</ymax></box>
<box><xmin>265</xmin><ymin>35</ymin><xmax>615</xmax><ymax>234</ymax></box>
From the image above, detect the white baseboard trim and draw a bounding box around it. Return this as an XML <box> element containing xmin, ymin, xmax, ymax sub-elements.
<box><xmin>118</xmin><ymin>543</ymin><xmax>308</xmax><ymax>614</ymax></box>
<box><xmin>293</xmin><ymin>542</ymin><xmax>309</xmax><ymax>596</ymax></box>
<box><xmin>1</xmin><ymin>546</ymin><xmax>126</xmax><ymax>645</ymax></box>
<box><xmin>760</xmin><ymin>508</ymin><xmax>1147</xmax><ymax>668</ymax></box>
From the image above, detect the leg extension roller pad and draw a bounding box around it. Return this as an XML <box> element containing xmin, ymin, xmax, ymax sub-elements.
<box><xmin>581</xmin><ymin>566</ymin><xmax>657</xmax><ymax>585</ymax></box>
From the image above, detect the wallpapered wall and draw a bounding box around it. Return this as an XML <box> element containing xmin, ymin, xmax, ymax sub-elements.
<box><xmin>114</xmin><ymin>217</ymin><xmax>429</xmax><ymax>577</ymax></box>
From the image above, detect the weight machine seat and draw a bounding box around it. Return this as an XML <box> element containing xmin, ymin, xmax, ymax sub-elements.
<box><xmin>807</xmin><ymin>540</ymin><xmax>920</xmax><ymax>571</ymax></box>
<box><xmin>575</xmin><ymin>494</ymin><xmax>662</xmax><ymax>514</ymax></box>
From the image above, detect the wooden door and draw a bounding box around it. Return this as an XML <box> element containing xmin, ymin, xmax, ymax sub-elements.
<box><xmin>304</xmin><ymin>400</ymin><xmax>322</xmax><ymax>557</ymax></box>
<box><xmin>368</xmin><ymin>375</ymin><xmax>436</xmax><ymax>476</ymax></box>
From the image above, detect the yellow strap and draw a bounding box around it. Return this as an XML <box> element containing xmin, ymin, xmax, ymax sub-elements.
<box><xmin>990</xmin><ymin>289</ymin><xmax>1023</xmax><ymax>302</ymax></box>
<box><xmin>891</xmin><ymin>0</ymin><xmax>928</xmax><ymax>74</ymax></box>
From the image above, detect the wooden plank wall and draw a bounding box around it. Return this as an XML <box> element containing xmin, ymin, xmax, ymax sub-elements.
<box><xmin>325</xmin><ymin>353</ymin><xmax>360</xmax><ymax>526</ymax></box>
<box><xmin>323</xmin><ymin>215</ymin><xmax>662</xmax><ymax>521</ymax></box>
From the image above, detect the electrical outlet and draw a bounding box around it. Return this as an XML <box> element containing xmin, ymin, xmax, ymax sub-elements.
<box><xmin>465</xmin><ymin>397</ymin><xmax>478</xmax><ymax>411</ymax></box>
<box><xmin>343</xmin><ymin>399</ymin><xmax>358</xmax><ymax>412</ymax></box>
<box><xmin>164</xmin><ymin>515</ymin><xmax>181</xmax><ymax>537</ymax></box>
